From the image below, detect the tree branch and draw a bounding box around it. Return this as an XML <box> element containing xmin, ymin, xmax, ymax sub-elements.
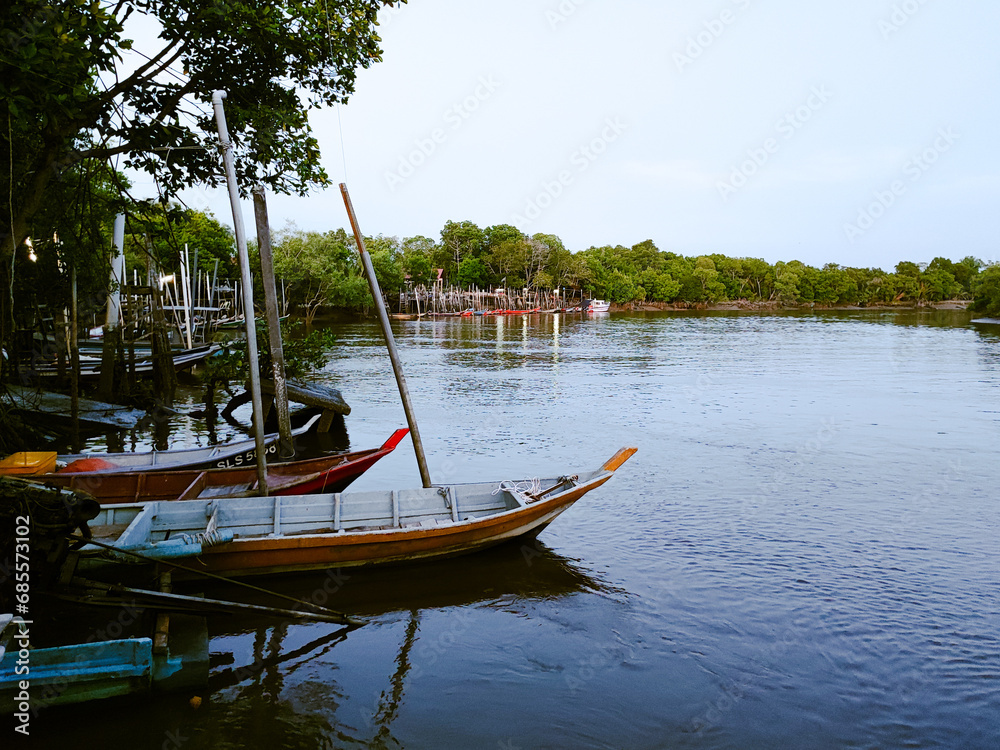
<box><xmin>92</xmin><ymin>38</ymin><xmax>185</xmax><ymax>111</ymax></box>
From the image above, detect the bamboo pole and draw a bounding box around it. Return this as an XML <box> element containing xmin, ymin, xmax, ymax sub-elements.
<box><xmin>340</xmin><ymin>184</ymin><xmax>432</xmax><ymax>488</ymax></box>
<box><xmin>213</xmin><ymin>90</ymin><xmax>268</xmax><ymax>496</ymax></box>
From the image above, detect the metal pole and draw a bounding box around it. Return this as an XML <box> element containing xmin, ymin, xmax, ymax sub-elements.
<box><xmin>213</xmin><ymin>90</ymin><xmax>268</xmax><ymax>496</ymax></box>
<box><xmin>340</xmin><ymin>183</ymin><xmax>432</xmax><ymax>488</ymax></box>
<box><xmin>253</xmin><ymin>184</ymin><xmax>293</xmax><ymax>457</ymax></box>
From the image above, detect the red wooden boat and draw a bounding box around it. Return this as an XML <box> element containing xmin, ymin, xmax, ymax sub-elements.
<box><xmin>36</xmin><ymin>429</ymin><xmax>409</xmax><ymax>504</ymax></box>
<box><xmin>484</xmin><ymin>308</ymin><xmax>542</xmax><ymax>315</ymax></box>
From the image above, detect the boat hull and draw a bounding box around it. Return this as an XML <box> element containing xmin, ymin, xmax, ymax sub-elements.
<box><xmin>194</xmin><ymin>479</ymin><xmax>598</xmax><ymax>577</ymax></box>
<box><xmin>56</xmin><ymin>414</ymin><xmax>321</xmax><ymax>474</ymax></box>
<box><xmin>81</xmin><ymin>448</ymin><xmax>637</xmax><ymax>579</ymax></box>
<box><xmin>36</xmin><ymin>429</ymin><xmax>408</xmax><ymax>503</ymax></box>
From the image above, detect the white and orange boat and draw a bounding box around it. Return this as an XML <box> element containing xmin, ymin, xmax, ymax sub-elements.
<box><xmin>78</xmin><ymin>447</ymin><xmax>636</xmax><ymax>578</ymax></box>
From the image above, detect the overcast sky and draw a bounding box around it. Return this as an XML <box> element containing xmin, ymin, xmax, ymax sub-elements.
<box><xmin>167</xmin><ymin>0</ymin><xmax>1000</xmax><ymax>270</ymax></box>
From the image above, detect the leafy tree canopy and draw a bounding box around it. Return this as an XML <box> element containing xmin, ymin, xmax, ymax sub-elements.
<box><xmin>971</xmin><ymin>265</ymin><xmax>1000</xmax><ymax>318</ymax></box>
<box><xmin>1</xmin><ymin>0</ymin><xmax>404</xmax><ymax>257</ymax></box>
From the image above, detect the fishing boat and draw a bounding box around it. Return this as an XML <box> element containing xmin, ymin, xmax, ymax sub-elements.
<box><xmin>587</xmin><ymin>300</ymin><xmax>611</xmax><ymax>313</ymax></box>
<box><xmin>484</xmin><ymin>308</ymin><xmax>542</xmax><ymax>316</ymax></box>
<box><xmin>56</xmin><ymin>414</ymin><xmax>322</xmax><ymax>474</ymax></box>
<box><xmin>0</xmin><ymin>622</ymin><xmax>208</xmax><ymax>713</ymax></box>
<box><xmin>39</xmin><ymin>429</ymin><xmax>408</xmax><ymax>502</ymax></box>
<box><xmin>29</xmin><ymin>344</ymin><xmax>219</xmax><ymax>382</ymax></box>
<box><xmin>77</xmin><ymin>447</ymin><xmax>637</xmax><ymax>578</ymax></box>
<box><xmin>213</xmin><ymin>314</ymin><xmax>289</xmax><ymax>331</ymax></box>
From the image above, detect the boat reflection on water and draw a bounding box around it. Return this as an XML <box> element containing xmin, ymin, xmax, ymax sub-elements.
<box><xmin>191</xmin><ymin>542</ymin><xmax>615</xmax><ymax>747</ymax></box>
<box><xmin>206</xmin><ymin>537</ymin><xmax>615</xmax><ymax>627</ymax></box>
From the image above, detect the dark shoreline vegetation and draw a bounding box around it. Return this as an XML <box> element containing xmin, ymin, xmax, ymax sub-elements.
<box><xmin>6</xmin><ymin>202</ymin><xmax>999</xmax><ymax>336</ymax></box>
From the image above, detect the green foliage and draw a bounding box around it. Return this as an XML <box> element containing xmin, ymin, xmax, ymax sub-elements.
<box><xmin>27</xmin><ymin>157</ymin><xmax>123</xmax><ymax>293</ymax></box>
<box><xmin>237</xmin><ymin>218</ymin><xmax>985</xmax><ymax>314</ymax></box>
<box><xmin>971</xmin><ymin>265</ymin><xmax>1000</xmax><ymax>317</ymax></box>
<box><xmin>367</xmin><ymin>235</ymin><xmax>404</xmax><ymax>295</ymax></box>
<box><xmin>2</xmin><ymin>0</ymin><xmax>403</xmax><ymax>254</ymax></box>
<box><xmin>124</xmin><ymin>201</ymin><xmax>236</xmax><ymax>281</ymax></box>
<box><xmin>693</xmin><ymin>256</ymin><xmax>727</xmax><ymax>302</ymax></box>
<box><xmin>203</xmin><ymin>321</ymin><xmax>335</xmax><ymax>387</ymax></box>
<box><xmin>458</xmin><ymin>256</ymin><xmax>490</xmax><ymax>288</ymax></box>
<box><xmin>438</xmin><ymin>220</ymin><xmax>487</xmax><ymax>278</ymax></box>
<box><xmin>640</xmin><ymin>269</ymin><xmax>681</xmax><ymax>302</ymax></box>
<box><xmin>2</xmin><ymin>155</ymin><xmax>125</xmax><ymax>374</ymax></box>
<box><xmin>603</xmin><ymin>270</ymin><xmax>642</xmax><ymax>304</ymax></box>
<box><xmin>270</xmin><ymin>225</ymin><xmax>370</xmax><ymax>322</ymax></box>
<box><xmin>401</xmin><ymin>236</ymin><xmax>436</xmax><ymax>286</ymax></box>
<box><xmin>0</xmin><ymin>0</ymin><xmax>402</xmax><ymax>369</ymax></box>
<box><xmin>774</xmin><ymin>263</ymin><xmax>800</xmax><ymax>303</ymax></box>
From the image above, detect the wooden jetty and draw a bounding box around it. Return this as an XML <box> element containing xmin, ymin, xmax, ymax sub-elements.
<box><xmin>398</xmin><ymin>283</ymin><xmax>582</xmax><ymax>316</ymax></box>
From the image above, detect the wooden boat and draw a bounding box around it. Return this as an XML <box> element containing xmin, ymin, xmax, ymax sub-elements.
<box><xmin>78</xmin><ymin>447</ymin><xmax>637</xmax><ymax>578</ymax></box>
<box><xmin>1</xmin><ymin>631</ymin><xmax>154</xmax><ymax>712</ymax></box>
<box><xmin>30</xmin><ymin>344</ymin><xmax>219</xmax><ymax>382</ymax></box>
<box><xmin>214</xmin><ymin>314</ymin><xmax>289</xmax><ymax>330</ymax></box>
<box><xmin>40</xmin><ymin>429</ymin><xmax>408</xmax><ymax>503</ymax></box>
<box><xmin>57</xmin><ymin>414</ymin><xmax>321</xmax><ymax>474</ymax></box>
<box><xmin>484</xmin><ymin>308</ymin><xmax>542</xmax><ymax>316</ymax></box>
<box><xmin>0</xmin><ymin>612</ymin><xmax>207</xmax><ymax>712</ymax></box>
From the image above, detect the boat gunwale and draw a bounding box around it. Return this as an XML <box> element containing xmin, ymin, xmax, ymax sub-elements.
<box><xmin>86</xmin><ymin>467</ymin><xmax>615</xmax><ymax>550</ymax></box>
<box><xmin>56</xmin><ymin>413</ymin><xmax>322</xmax><ymax>472</ymax></box>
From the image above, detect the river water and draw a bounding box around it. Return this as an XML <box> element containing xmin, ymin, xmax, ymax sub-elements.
<box><xmin>34</xmin><ymin>310</ymin><xmax>1000</xmax><ymax>748</ymax></box>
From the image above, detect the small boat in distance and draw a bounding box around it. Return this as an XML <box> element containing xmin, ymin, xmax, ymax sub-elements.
<box><xmin>484</xmin><ymin>308</ymin><xmax>542</xmax><ymax>315</ymax></box>
<box><xmin>78</xmin><ymin>447</ymin><xmax>637</xmax><ymax>578</ymax></box>
<box><xmin>56</xmin><ymin>414</ymin><xmax>322</xmax><ymax>474</ymax></box>
<box><xmin>35</xmin><ymin>429</ymin><xmax>408</xmax><ymax>503</ymax></box>
<box><xmin>587</xmin><ymin>300</ymin><xmax>611</xmax><ymax>313</ymax></box>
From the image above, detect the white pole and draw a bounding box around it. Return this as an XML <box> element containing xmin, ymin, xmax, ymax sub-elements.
<box><xmin>213</xmin><ymin>90</ymin><xmax>269</xmax><ymax>495</ymax></box>
<box><xmin>106</xmin><ymin>213</ymin><xmax>126</xmax><ymax>330</ymax></box>
<box><xmin>180</xmin><ymin>243</ymin><xmax>194</xmax><ymax>349</ymax></box>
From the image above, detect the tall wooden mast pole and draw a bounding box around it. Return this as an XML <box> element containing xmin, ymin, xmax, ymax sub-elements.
<box><xmin>340</xmin><ymin>184</ymin><xmax>432</xmax><ymax>488</ymax></box>
<box><xmin>253</xmin><ymin>184</ymin><xmax>293</xmax><ymax>457</ymax></box>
